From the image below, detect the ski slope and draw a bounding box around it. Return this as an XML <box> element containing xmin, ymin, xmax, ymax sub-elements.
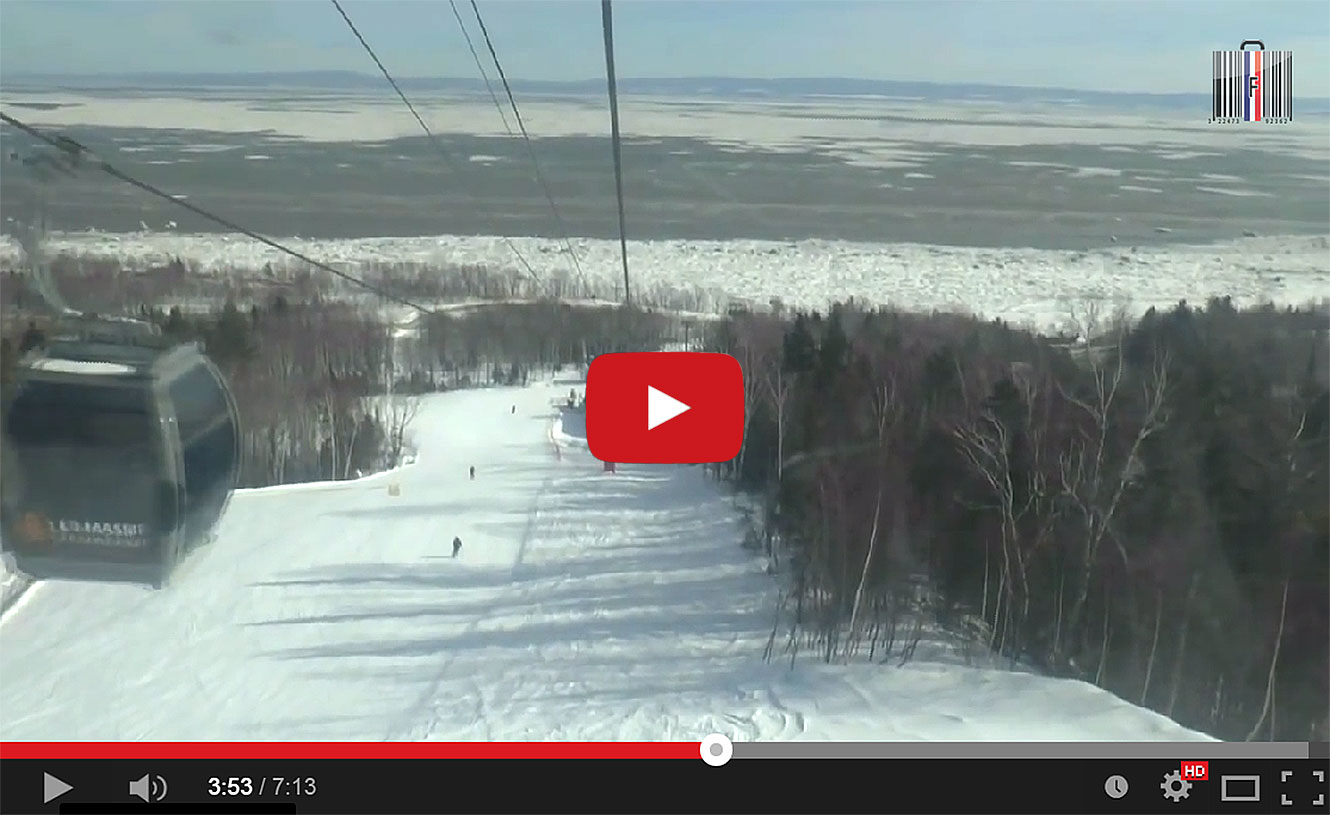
<box><xmin>0</xmin><ymin>378</ymin><xmax>1216</xmax><ymax>742</ymax></box>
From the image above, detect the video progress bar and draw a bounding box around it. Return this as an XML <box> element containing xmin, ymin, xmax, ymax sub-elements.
<box><xmin>729</xmin><ymin>741</ymin><xmax>1317</xmax><ymax>759</ymax></box>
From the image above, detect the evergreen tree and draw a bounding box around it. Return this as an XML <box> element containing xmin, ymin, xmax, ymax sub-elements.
<box><xmin>210</xmin><ymin>300</ymin><xmax>255</xmax><ymax>364</ymax></box>
<box><xmin>817</xmin><ymin>309</ymin><xmax>849</xmax><ymax>383</ymax></box>
<box><xmin>782</xmin><ymin>315</ymin><xmax>817</xmax><ymax>373</ymax></box>
<box><xmin>164</xmin><ymin>306</ymin><xmax>189</xmax><ymax>338</ymax></box>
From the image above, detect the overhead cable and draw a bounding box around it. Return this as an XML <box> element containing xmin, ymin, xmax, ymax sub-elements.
<box><xmin>1</xmin><ymin>111</ymin><xmax>435</xmax><ymax>314</ymax></box>
<box><xmin>465</xmin><ymin>0</ymin><xmax>588</xmax><ymax>287</ymax></box>
<box><xmin>330</xmin><ymin>0</ymin><xmax>541</xmax><ymax>281</ymax></box>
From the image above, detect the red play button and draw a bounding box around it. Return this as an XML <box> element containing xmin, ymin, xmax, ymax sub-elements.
<box><xmin>585</xmin><ymin>352</ymin><xmax>744</xmax><ymax>464</ymax></box>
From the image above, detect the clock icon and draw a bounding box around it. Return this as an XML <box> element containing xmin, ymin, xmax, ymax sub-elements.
<box><xmin>1105</xmin><ymin>775</ymin><xmax>1129</xmax><ymax>799</ymax></box>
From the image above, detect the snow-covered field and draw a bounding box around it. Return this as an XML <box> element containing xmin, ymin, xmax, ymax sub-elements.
<box><xmin>0</xmin><ymin>377</ymin><xmax>1214</xmax><ymax>741</ymax></box>
<box><xmin>3</xmin><ymin>230</ymin><xmax>1327</xmax><ymax>330</ymax></box>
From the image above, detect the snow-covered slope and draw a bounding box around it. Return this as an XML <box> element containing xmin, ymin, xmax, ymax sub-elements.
<box><xmin>0</xmin><ymin>377</ymin><xmax>1215</xmax><ymax>741</ymax></box>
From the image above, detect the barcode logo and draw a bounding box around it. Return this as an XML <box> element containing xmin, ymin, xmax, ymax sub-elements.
<box><xmin>1211</xmin><ymin>42</ymin><xmax>1292</xmax><ymax>124</ymax></box>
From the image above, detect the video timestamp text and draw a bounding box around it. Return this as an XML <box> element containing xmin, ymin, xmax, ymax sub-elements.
<box><xmin>207</xmin><ymin>775</ymin><xmax>318</xmax><ymax>797</ymax></box>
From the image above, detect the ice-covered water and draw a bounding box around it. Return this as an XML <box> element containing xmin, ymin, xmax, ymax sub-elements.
<box><xmin>2</xmin><ymin>230</ymin><xmax>1325</xmax><ymax>331</ymax></box>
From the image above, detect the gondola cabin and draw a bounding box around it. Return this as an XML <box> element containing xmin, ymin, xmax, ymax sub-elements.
<box><xmin>1</xmin><ymin>326</ymin><xmax>240</xmax><ymax>588</ymax></box>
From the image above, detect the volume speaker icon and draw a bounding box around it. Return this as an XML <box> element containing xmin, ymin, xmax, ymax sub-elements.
<box><xmin>129</xmin><ymin>773</ymin><xmax>168</xmax><ymax>802</ymax></box>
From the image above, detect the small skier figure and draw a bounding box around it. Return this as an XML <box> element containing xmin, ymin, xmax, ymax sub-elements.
<box><xmin>452</xmin><ymin>536</ymin><xmax>462</xmax><ymax>558</ymax></box>
<box><xmin>469</xmin><ymin>465</ymin><xmax>475</xmax><ymax>480</ymax></box>
<box><xmin>511</xmin><ymin>405</ymin><xmax>516</xmax><ymax>414</ymax></box>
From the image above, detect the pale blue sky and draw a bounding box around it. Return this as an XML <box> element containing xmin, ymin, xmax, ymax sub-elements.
<box><xmin>1</xmin><ymin>0</ymin><xmax>1327</xmax><ymax>95</ymax></box>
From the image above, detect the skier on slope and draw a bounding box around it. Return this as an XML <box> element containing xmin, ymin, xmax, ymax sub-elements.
<box><xmin>452</xmin><ymin>536</ymin><xmax>462</xmax><ymax>558</ymax></box>
<box><xmin>469</xmin><ymin>465</ymin><xmax>475</xmax><ymax>480</ymax></box>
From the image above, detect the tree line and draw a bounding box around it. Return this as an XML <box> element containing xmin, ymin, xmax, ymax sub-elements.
<box><xmin>2</xmin><ymin>250</ymin><xmax>736</xmax><ymax>316</ymax></box>
<box><xmin>2</xmin><ymin>283</ymin><xmax>686</xmax><ymax>489</ymax></box>
<box><xmin>703</xmin><ymin>296</ymin><xmax>1328</xmax><ymax>741</ymax></box>
<box><xmin>134</xmin><ymin>296</ymin><xmax>680</xmax><ymax>485</ymax></box>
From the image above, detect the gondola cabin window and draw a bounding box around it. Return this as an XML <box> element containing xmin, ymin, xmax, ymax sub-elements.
<box><xmin>166</xmin><ymin>363</ymin><xmax>237</xmax><ymax>533</ymax></box>
<box><xmin>4</xmin><ymin>379</ymin><xmax>158</xmax><ymax>541</ymax></box>
<box><xmin>7</xmin><ymin>380</ymin><xmax>153</xmax><ymax>458</ymax></box>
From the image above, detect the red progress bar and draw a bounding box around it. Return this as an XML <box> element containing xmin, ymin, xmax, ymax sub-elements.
<box><xmin>0</xmin><ymin>742</ymin><xmax>700</xmax><ymax>759</ymax></box>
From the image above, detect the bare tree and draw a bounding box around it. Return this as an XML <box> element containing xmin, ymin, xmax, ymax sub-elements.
<box><xmin>732</xmin><ymin>318</ymin><xmax>773</xmax><ymax>480</ymax></box>
<box><xmin>843</xmin><ymin>488</ymin><xmax>883</xmax><ymax>662</ymax></box>
<box><xmin>1246</xmin><ymin>580</ymin><xmax>1290</xmax><ymax>741</ymax></box>
<box><xmin>950</xmin><ymin>359</ymin><xmax>1065</xmax><ymax>661</ymax></box>
<box><xmin>953</xmin><ymin>410</ymin><xmax>1027</xmax><ymax>654</ymax></box>
<box><xmin>1056</xmin><ymin>338</ymin><xmax>1170</xmax><ymax>664</ymax></box>
<box><xmin>766</xmin><ymin>365</ymin><xmax>792</xmax><ymax>484</ymax></box>
<box><xmin>384</xmin><ymin>395</ymin><xmax>422</xmax><ymax>467</ymax></box>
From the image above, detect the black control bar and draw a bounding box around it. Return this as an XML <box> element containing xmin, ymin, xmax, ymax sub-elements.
<box><xmin>2</xmin><ymin>758</ymin><xmax>1327</xmax><ymax>814</ymax></box>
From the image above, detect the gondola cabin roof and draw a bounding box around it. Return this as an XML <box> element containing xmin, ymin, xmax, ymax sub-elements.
<box><xmin>19</xmin><ymin>337</ymin><xmax>207</xmax><ymax>382</ymax></box>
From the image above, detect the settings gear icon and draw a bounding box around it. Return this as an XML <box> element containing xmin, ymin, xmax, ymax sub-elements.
<box><xmin>1161</xmin><ymin>770</ymin><xmax>1193</xmax><ymax>802</ymax></box>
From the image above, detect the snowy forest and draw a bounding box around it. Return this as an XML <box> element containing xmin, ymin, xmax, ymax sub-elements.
<box><xmin>702</xmin><ymin>297</ymin><xmax>1328</xmax><ymax>743</ymax></box>
<box><xmin>1</xmin><ymin>254</ymin><xmax>1326</xmax><ymax>744</ymax></box>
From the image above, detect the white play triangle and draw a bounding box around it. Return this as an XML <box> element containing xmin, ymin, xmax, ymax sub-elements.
<box><xmin>647</xmin><ymin>385</ymin><xmax>690</xmax><ymax>430</ymax></box>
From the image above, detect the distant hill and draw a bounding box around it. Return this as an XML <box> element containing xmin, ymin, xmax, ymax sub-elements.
<box><xmin>3</xmin><ymin>72</ymin><xmax>1328</xmax><ymax>114</ymax></box>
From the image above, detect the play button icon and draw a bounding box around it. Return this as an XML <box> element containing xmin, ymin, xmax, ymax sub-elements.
<box><xmin>647</xmin><ymin>385</ymin><xmax>690</xmax><ymax>430</ymax></box>
<box><xmin>44</xmin><ymin>772</ymin><xmax>73</xmax><ymax>804</ymax></box>
<box><xmin>586</xmin><ymin>352</ymin><xmax>744</xmax><ymax>463</ymax></box>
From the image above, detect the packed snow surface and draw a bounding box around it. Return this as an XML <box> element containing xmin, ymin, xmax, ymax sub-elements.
<box><xmin>0</xmin><ymin>378</ymin><xmax>1215</xmax><ymax>741</ymax></box>
<box><xmin>1</xmin><ymin>231</ymin><xmax>1326</xmax><ymax>330</ymax></box>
